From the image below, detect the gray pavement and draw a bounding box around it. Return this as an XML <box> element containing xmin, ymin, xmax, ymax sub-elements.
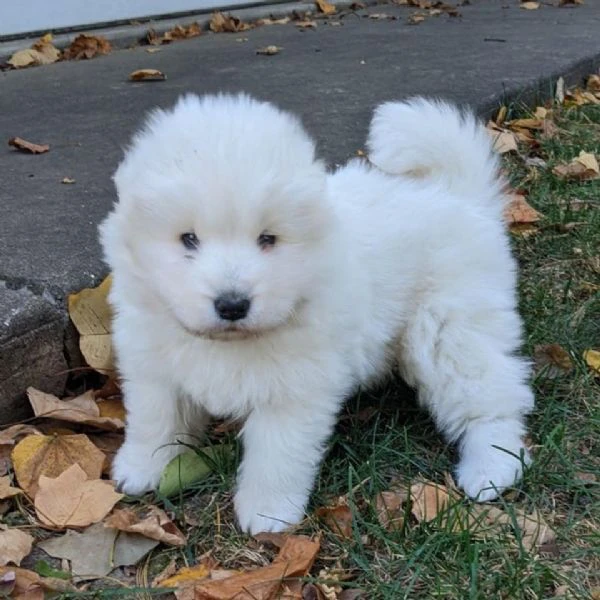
<box><xmin>1</xmin><ymin>0</ymin><xmax>600</xmax><ymax>422</ymax></box>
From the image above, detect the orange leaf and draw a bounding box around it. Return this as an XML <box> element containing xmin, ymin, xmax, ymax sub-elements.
<box><xmin>503</xmin><ymin>194</ymin><xmax>542</xmax><ymax>225</ymax></box>
<box><xmin>315</xmin><ymin>503</ymin><xmax>353</xmax><ymax>539</ymax></box>
<box><xmin>316</xmin><ymin>0</ymin><xmax>337</xmax><ymax>14</ymax></box>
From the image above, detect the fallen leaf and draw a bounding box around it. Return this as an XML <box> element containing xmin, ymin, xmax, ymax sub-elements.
<box><xmin>520</xmin><ymin>1</ymin><xmax>540</xmax><ymax>9</ymax></box>
<box><xmin>408</xmin><ymin>13</ymin><xmax>426</xmax><ymax>24</ymax></box>
<box><xmin>7</xmin><ymin>34</ymin><xmax>61</xmax><ymax>68</ymax></box>
<box><xmin>150</xmin><ymin>22</ymin><xmax>202</xmax><ymax>44</ymax></box>
<box><xmin>553</xmin><ymin>151</ymin><xmax>600</xmax><ymax>181</ymax></box>
<box><xmin>534</xmin><ymin>344</ymin><xmax>573</xmax><ymax>378</ymax></box>
<box><xmin>541</xmin><ymin>119</ymin><xmax>559</xmax><ymax>140</ymax></box>
<box><xmin>68</xmin><ymin>274</ymin><xmax>114</xmax><ymax>372</ymax></box>
<box><xmin>129</xmin><ymin>69</ymin><xmax>167</xmax><ymax>81</ymax></box>
<box><xmin>525</xmin><ymin>156</ymin><xmax>547</xmax><ymax>169</ymax></box>
<box><xmin>39</xmin><ymin>522</ymin><xmax>158</xmax><ymax>580</ymax></box>
<box><xmin>507</xmin><ymin>118</ymin><xmax>543</xmax><ymax>131</ymax></box>
<box><xmin>295</xmin><ymin>20</ymin><xmax>318</xmax><ymax>28</ymax></box>
<box><xmin>0</xmin><ymin>476</ymin><xmax>22</xmax><ymax>500</ymax></box>
<box><xmin>63</xmin><ymin>35</ymin><xmax>111</xmax><ymax>60</ymax></box>
<box><xmin>316</xmin><ymin>503</ymin><xmax>353</xmax><ymax>539</ymax></box>
<box><xmin>583</xmin><ymin>349</ymin><xmax>600</xmax><ymax>376</ymax></box>
<box><xmin>574</xmin><ymin>471</ymin><xmax>597</xmax><ymax>484</ymax></box>
<box><xmin>256</xmin><ymin>45</ymin><xmax>282</xmax><ymax>55</ymax></box>
<box><xmin>178</xmin><ymin>536</ymin><xmax>319</xmax><ymax>600</ymax></box>
<box><xmin>409</xmin><ymin>480</ymin><xmax>451</xmax><ymax>522</ymax></box>
<box><xmin>61</xmin><ymin>177</ymin><xmax>76</xmax><ymax>184</ymax></box>
<box><xmin>27</xmin><ymin>388</ymin><xmax>124</xmax><ymax>430</ymax></box>
<box><xmin>375</xmin><ymin>489</ymin><xmax>408</xmax><ymax>531</ymax></box>
<box><xmin>88</xmin><ymin>432</ymin><xmax>124</xmax><ymax>475</ymax></box>
<box><xmin>105</xmin><ymin>506</ymin><xmax>186</xmax><ymax>546</ymax></box>
<box><xmin>587</xmin><ymin>74</ymin><xmax>600</xmax><ymax>93</ymax></box>
<box><xmin>559</xmin><ymin>0</ymin><xmax>584</xmax><ymax>5</ymax></box>
<box><xmin>158</xmin><ymin>446</ymin><xmax>232</xmax><ymax>497</ymax></box>
<box><xmin>34</xmin><ymin>463</ymin><xmax>122</xmax><ymax>528</ymax></box>
<box><xmin>8</xmin><ymin>137</ymin><xmax>50</xmax><ymax>154</ymax></box>
<box><xmin>0</xmin><ymin>526</ymin><xmax>34</xmax><ymax>566</ymax></box>
<box><xmin>316</xmin><ymin>0</ymin><xmax>337</xmax><ymax>14</ymax></box>
<box><xmin>0</xmin><ymin>567</ymin><xmax>43</xmax><ymax>600</ymax></box>
<box><xmin>503</xmin><ymin>194</ymin><xmax>542</xmax><ymax>225</ymax></box>
<box><xmin>486</xmin><ymin>122</ymin><xmax>519</xmax><ymax>154</ymax></box>
<box><xmin>254</xmin><ymin>17</ymin><xmax>291</xmax><ymax>25</ymax></box>
<box><xmin>210</xmin><ymin>12</ymin><xmax>253</xmax><ymax>33</ymax></box>
<box><xmin>12</xmin><ymin>433</ymin><xmax>105</xmax><ymax>498</ymax></box>
<box><xmin>161</xmin><ymin>563</ymin><xmax>211</xmax><ymax>587</ymax></box>
<box><xmin>0</xmin><ymin>425</ymin><xmax>42</xmax><ymax>477</ymax></box>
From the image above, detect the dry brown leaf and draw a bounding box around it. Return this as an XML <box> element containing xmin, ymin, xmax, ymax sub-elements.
<box><xmin>255</xmin><ymin>17</ymin><xmax>291</xmax><ymax>25</ymax></box>
<box><xmin>8</xmin><ymin>137</ymin><xmax>50</xmax><ymax>154</ymax></box>
<box><xmin>408</xmin><ymin>13</ymin><xmax>426</xmax><ymax>24</ymax></box>
<box><xmin>0</xmin><ymin>526</ymin><xmax>34</xmax><ymax>567</ymax></box>
<box><xmin>0</xmin><ymin>567</ymin><xmax>44</xmax><ymax>600</ymax></box>
<box><xmin>295</xmin><ymin>20</ymin><xmax>318</xmax><ymax>28</ymax></box>
<box><xmin>105</xmin><ymin>506</ymin><xmax>186</xmax><ymax>546</ymax></box>
<box><xmin>410</xmin><ymin>481</ymin><xmax>451</xmax><ymax>522</ymax></box>
<box><xmin>533</xmin><ymin>344</ymin><xmax>573</xmax><ymax>378</ymax></box>
<box><xmin>559</xmin><ymin>0</ymin><xmax>583</xmax><ymax>5</ymax></box>
<box><xmin>587</xmin><ymin>74</ymin><xmax>600</xmax><ymax>93</ymax></box>
<box><xmin>210</xmin><ymin>12</ymin><xmax>253</xmax><ymax>33</ymax></box>
<box><xmin>7</xmin><ymin>34</ymin><xmax>61</xmax><ymax>68</ymax></box>
<box><xmin>315</xmin><ymin>503</ymin><xmax>353</xmax><ymax>539</ymax></box>
<box><xmin>503</xmin><ymin>194</ymin><xmax>542</xmax><ymax>225</ymax></box>
<box><xmin>375</xmin><ymin>489</ymin><xmax>407</xmax><ymax>530</ymax></box>
<box><xmin>553</xmin><ymin>151</ymin><xmax>600</xmax><ymax>181</ymax></box>
<box><xmin>583</xmin><ymin>349</ymin><xmax>600</xmax><ymax>376</ymax></box>
<box><xmin>129</xmin><ymin>69</ymin><xmax>167</xmax><ymax>81</ymax></box>
<box><xmin>68</xmin><ymin>274</ymin><xmax>114</xmax><ymax>372</ymax></box>
<box><xmin>316</xmin><ymin>0</ymin><xmax>337</xmax><ymax>14</ymax></box>
<box><xmin>0</xmin><ymin>476</ymin><xmax>22</xmax><ymax>500</ymax></box>
<box><xmin>520</xmin><ymin>1</ymin><xmax>540</xmax><ymax>8</ymax></box>
<box><xmin>151</xmin><ymin>558</ymin><xmax>179</xmax><ymax>587</ymax></box>
<box><xmin>35</xmin><ymin>463</ymin><xmax>122</xmax><ymax>528</ymax></box>
<box><xmin>256</xmin><ymin>45</ymin><xmax>282</xmax><ymax>55</ymax></box>
<box><xmin>27</xmin><ymin>388</ymin><xmax>124</xmax><ymax>431</ymax></box>
<box><xmin>179</xmin><ymin>535</ymin><xmax>319</xmax><ymax>600</ymax></box>
<box><xmin>158</xmin><ymin>22</ymin><xmax>202</xmax><ymax>43</ymax></box>
<box><xmin>507</xmin><ymin>118</ymin><xmax>543</xmax><ymax>131</ymax></box>
<box><xmin>88</xmin><ymin>432</ymin><xmax>123</xmax><ymax>475</ymax></box>
<box><xmin>12</xmin><ymin>433</ymin><xmax>105</xmax><ymax>498</ymax></box>
<box><xmin>63</xmin><ymin>35</ymin><xmax>111</xmax><ymax>60</ymax></box>
<box><xmin>487</xmin><ymin>127</ymin><xmax>518</xmax><ymax>154</ymax></box>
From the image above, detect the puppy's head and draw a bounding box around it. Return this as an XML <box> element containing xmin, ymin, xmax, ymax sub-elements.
<box><xmin>100</xmin><ymin>94</ymin><xmax>332</xmax><ymax>340</ymax></box>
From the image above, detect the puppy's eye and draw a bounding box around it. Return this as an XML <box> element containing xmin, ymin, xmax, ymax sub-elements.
<box><xmin>257</xmin><ymin>232</ymin><xmax>277</xmax><ymax>249</ymax></box>
<box><xmin>180</xmin><ymin>232</ymin><xmax>200</xmax><ymax>250</ymax></box>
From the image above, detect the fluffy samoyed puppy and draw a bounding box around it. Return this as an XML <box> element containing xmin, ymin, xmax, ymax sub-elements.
<box><xmin>100</xmin><ymin>94</ymin><xmax>534</xmax><ymax>534</ymax></box>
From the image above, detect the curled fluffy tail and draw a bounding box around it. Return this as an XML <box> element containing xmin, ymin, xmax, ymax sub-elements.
<box><xmin>367</xmin><ymin>98</ymin><xmax>502</xmax><ymax>202</ymax></box>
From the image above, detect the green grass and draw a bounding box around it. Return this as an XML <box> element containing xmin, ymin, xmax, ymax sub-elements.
<box><xmin>52</xmin><ymin>103</ymin><xmax>599</xmax><ymax>600</ymax></box>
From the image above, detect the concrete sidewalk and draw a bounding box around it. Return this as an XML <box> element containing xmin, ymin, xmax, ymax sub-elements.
<box><xmin>1</xmin><ymin>0</ymin><xmax>599</xmax><ymax>422</ymax></box>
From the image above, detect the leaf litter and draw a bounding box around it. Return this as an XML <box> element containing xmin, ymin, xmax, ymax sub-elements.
<box><xmin>8</xmin><ymin>137</ymin><xmax>50</xmax><ymax>154</ymax></box>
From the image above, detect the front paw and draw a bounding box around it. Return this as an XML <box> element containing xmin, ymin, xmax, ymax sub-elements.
<box><xmin>457</xmin><ymin>443</ymin><xmax>530</xmax><ymax>502</ymax></box>
<box><xmin>111</xmin><ymin>442</ymin><xmax>166</xmax><ymax>495</ymax></box>
<box><xmin>234</xmin><ymin>486</ymin><xmax>307</xmax><ymax>534</ymax></box>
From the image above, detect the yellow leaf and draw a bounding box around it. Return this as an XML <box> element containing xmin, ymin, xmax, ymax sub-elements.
<box><xmin>520</xmin><ymin>1</ymin><xmax>540</xmax><ymax>9</ymax></box>
<box><xmin>316</xmin><ymin>0</ymin><xmax>337</xmax><ymax>14</ymax></box>
<box><xmin>34</xmin><ymin>463</ymin><xmax>123</xmax><ymax>528</ymax></box>
<box><xmin>68</xmin><ymin>275</ymin><xmax>114</xmax><ymax>372</ymax></box>
<box><xmin>11</xmin><ymin>433</ymin><xmax>105</xmax><ymax>498</ymax></box>
<box><xmin>534</xmin><ymin>344</ymin><xmax>573</xmax><ymax>378</ymax></box>
<box><xmin>161</xmin><ymin>563</ymin><xmax>211</xmax><ymax>587</ymax></box>
<box><xmin>583</xmin><ymin>349</ymin><xmax>600</xmax><ymax>376</ymax></box>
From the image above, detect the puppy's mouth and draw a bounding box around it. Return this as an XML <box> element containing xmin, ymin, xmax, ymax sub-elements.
<box><xmin>180</xmin><ymin>321</ymin><xmax>266</xmax><ymax>341</ymax></box>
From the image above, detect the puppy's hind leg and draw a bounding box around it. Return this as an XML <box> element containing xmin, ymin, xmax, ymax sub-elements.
<box><xmin>399</xmin><ymin>304</ymin><xmax>534</xmax><ymax>501</ymax></box>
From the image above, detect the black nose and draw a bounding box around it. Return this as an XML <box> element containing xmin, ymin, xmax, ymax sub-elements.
<box><xmin>214</xmin><ymin>292</ymin><xmax>251</xmax><ymax>321</ymax></box>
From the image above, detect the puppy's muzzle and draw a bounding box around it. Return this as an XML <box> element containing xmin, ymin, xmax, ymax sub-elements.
<box><xmin>214</xmin><ymin>292</ymin><xmax>251</xmax><ymax>322</ymax></box>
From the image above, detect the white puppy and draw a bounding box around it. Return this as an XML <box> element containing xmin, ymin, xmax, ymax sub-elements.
<box><xmin>100</xmin><ymin>94</ymin><xmax>534</xmax><ymax>534</ymax></box>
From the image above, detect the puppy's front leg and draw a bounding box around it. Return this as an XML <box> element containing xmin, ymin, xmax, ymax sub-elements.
<box><xmin>113</xmin><ymin>380</ymin><xmax>206</xmax><ymax>495</ymax></box>
<box><xmin>234</xmin><ymin>402</ymin><xmax>338</xmax><ymax>534</ymax></box>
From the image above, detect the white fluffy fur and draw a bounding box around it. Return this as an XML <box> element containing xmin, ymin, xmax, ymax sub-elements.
<box><xmin>100</xmin><ymin>94</ymin><xmax>534</xmax><ymax>534</ymax></box>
